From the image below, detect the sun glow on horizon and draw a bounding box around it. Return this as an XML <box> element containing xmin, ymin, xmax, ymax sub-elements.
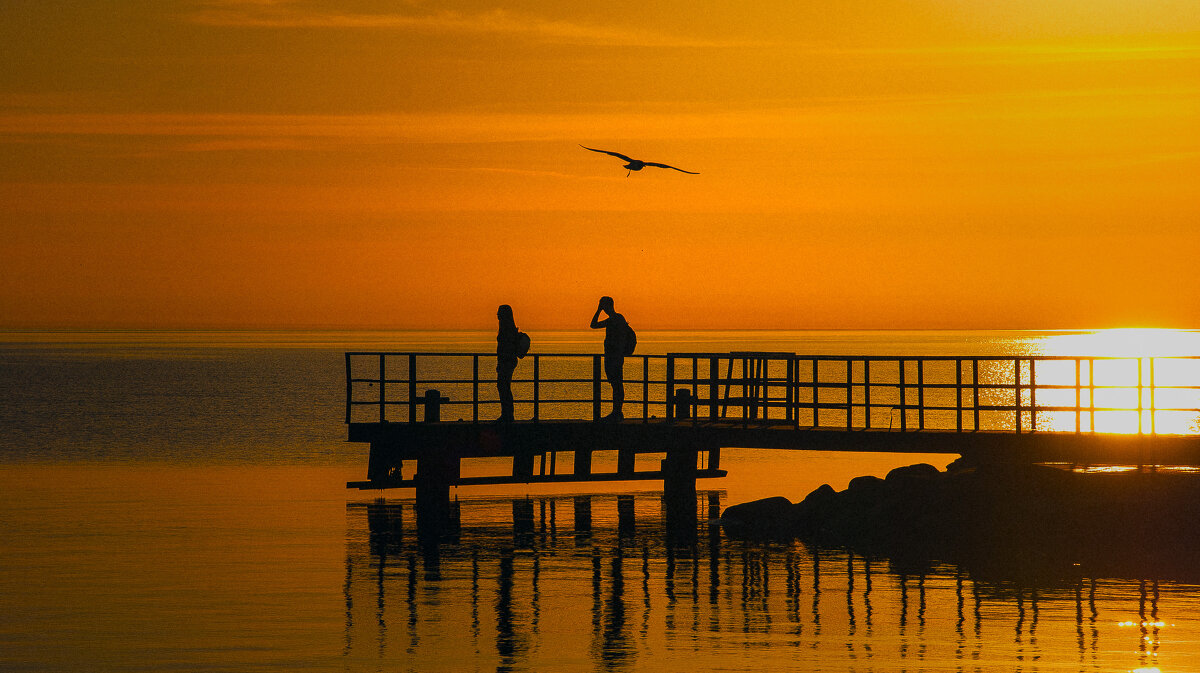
<box><xmin>1039</xmin><ymin>329</ymin><xmax>1200</xmax><ymax>358</ymax></box>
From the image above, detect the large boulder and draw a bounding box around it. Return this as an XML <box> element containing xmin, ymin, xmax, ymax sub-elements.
<box><xmin>847</xmin><ymin>474</ymin><xmax>886</xmax><ymax>493</ymax></box>
<box><xmin>885</xmin><ymin>462</ymin><xmax>941</xmax><ymax>483</ymax></box>
<box><xmin>790</xmin><ymin>484</ymin><xmax>840</xmax><ymax>536</ymax></box>
<box><xmin>719</xmin><ymin>496</ymin><xmax>795</xmax><ymax>538</ymax></box>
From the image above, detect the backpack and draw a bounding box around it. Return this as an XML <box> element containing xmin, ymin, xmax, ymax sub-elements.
<box><xmin>622</xmin><ymin>323</ymin><xmax>636</xmax><ymax>356</ymax></box>
<box><xmin>516</xmin><ymin>331</ymin><xmax>531</xmax><ymax>358</ymax></box>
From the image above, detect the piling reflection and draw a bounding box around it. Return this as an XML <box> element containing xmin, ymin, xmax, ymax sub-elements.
<box><xmin>345</xmin><ymin>494</ymin><xmax>1200</xmax><ymax>672</ymax></box>
<box><xmin>495</xmin><ymin>550</ymin><xmax>526</xmax><ymax>671</ymax></box>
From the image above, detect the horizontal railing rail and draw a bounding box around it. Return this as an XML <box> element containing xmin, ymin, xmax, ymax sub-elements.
<box><xmin>345</xmin><ymin>352</ymin><xmax>1200</xmax><ymax>436</ymax></box>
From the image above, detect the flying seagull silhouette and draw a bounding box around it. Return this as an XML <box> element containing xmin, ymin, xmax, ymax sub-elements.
<box><xmin>580</xmin><ymin>145</ymin><xmax>698</xmax><ymax>177</ymax></box>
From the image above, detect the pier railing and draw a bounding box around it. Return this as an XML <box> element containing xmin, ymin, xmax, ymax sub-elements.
<box><xmin>345</xmin><ymin>352</ymin><xmax>1200</xmax><ymax>435</ymax></box>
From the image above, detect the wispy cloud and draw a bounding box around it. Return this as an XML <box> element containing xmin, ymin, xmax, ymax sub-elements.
<box><xmin>175</xmin><ymin>138</ymin><xmax>310</xmax><ymax>152</ymax></box>
<box><xmin>4</xmin><ymin>83</ymin><xmax>1197</xmax><ymax>150</ymax></box>
<box><xmin>0</xmin><ymin>111</ymin><xmax>785</xmax><ymax>145</ymax></box>
<box><xmin>836</xmin><ymin>43</ymin><xmax>1200</xmax><ymax>65</ymax></box>
<box><xmin>182</xmin><ymin>0</ymin><xmax>751</xmax><ymax>47</ymax></box>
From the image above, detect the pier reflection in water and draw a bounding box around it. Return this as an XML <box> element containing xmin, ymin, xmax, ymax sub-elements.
<box><xmin>345</xmin><ymin>492</ymin><xmax>1200</xmax><ymax>672</ymax></box>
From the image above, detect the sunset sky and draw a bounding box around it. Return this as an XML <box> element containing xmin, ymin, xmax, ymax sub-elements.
<box><xmin>3</xmin><ymin>1</ymin><xmax>1199</xmax><ymax>330</ymax></box>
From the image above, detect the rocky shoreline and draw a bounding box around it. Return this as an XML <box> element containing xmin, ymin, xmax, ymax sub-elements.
<box><xmin>721</xmin><ymin>459</ymin><xmax>1200</xmax><ymax>577</ymax></box>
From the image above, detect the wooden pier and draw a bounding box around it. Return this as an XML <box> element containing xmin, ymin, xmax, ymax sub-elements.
<box><xmin>345</xmin><ymin>351</ymin><xmax>1200</xmax><ymax>499</ymax></box>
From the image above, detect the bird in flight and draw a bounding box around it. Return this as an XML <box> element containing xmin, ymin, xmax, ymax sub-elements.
<box><xmin>580</xmin><ymin>145</ymin><xmax>699</xmax><ymax>177</ymax></box>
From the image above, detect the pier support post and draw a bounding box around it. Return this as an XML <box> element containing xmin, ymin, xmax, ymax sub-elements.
<box><xmin>414</xmin><ymin>452</ymin><xmax>459</xmax><ymax>535</ymax></box>
<box><xmin>662</xmin><ymin>447</ymin><xmax>698</xmax><ymax>501</ymax></box>
<box><xmin>366</xmin><ymin>441</ymin><xmax>398</xmax><ymax>483</ymax></box>
<box><xmin>415</xmin><ymin>478</ymin><xmax>449</xmax><ymax>534</ymax></box>
<box><xmin>574</xmin><ymin>449</ymin><xmax>592</xmax><ymax>477</ymax></box>
<box><xmin>617</xmin><ymin>447</ymin><xmax>635</xmax><ymax>476</ymax></box>
<box><xmin>662</xmin><ymin>447</ymin><xmax>699</xmax><ymax>541</ymax></box>
<box><xmin>513</xmin><ymin>449</ymin><xmax>535</xmax><ymax>479</ymax></box>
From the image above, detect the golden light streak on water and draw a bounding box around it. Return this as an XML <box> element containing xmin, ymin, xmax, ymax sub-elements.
<box><xmin>1029</xmin><ymin>329</ymin><xmax>1200</xmax><ymax>436</ymax></box>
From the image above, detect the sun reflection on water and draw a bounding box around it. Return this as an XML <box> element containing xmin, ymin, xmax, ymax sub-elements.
<box><xmin>1027</xmin><ymin>329</ymin><xmax>1200</xmax><ymax>436</ymax></box>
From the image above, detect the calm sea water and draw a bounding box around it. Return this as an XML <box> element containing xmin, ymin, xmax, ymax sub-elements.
<box><xmin>3</xmin><ymin>330</ymin><xmax>1200</xmax><ymax>672</ymax></box>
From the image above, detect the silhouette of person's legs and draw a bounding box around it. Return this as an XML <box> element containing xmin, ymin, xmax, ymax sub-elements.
<box><xmin>497</xmin><ymin>360</ymin><xmax>516</xmax><ymax>422</ymax></box>
<box><xmin>604</xmin><ymin>354</ymin><xmax>624</xmax><ymax>419</ymax></box>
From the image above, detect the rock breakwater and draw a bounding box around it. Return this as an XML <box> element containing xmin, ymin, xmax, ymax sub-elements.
<box><xmin>721</xmin><ymin>459</ymin><xmax>1200</xmax><ymax>575</ymax></box>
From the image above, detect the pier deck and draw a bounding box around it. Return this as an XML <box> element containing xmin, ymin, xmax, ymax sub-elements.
<box><xmin>345</xmin><ymin>351</ymin><xmax>1200</xmax><ymax>492</ymax></box>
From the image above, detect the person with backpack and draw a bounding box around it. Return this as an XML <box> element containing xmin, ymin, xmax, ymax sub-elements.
<box><xmin>496</xmin><ymin>304</ymin><xmax>529</xmax><ymax>423</ymax></box>
<box><xmin>589</xmin><ymin>296</ymin><xmax>635</xmax><ymax>421</ymax></box>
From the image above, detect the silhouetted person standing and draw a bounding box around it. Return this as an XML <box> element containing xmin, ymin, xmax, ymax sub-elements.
<box><xmin>590</xmin><ymin>296</ymin><xmax>627</xmax><ymax>420</ymax></box>
<box><xmin>496</xmin><ymin>304</ymin><xmax>520</xmax><ymax>423</ymax></box>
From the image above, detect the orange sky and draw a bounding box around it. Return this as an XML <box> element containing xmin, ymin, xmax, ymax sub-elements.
<box><xmin>2</xmin><ymin>1</ymin><xmax>1199</xmax><ymax>329</ymax></box>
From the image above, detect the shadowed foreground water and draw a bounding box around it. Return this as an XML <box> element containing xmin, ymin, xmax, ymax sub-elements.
<box><xmin>348</xmin><ymin>492</ymin><xmax>1200</xmax><ymax>673</ymax></box>
<box><xmin>4</xmin><ymin>465</ymin><xmax>1200</xmax><ymax>672</ymax></box>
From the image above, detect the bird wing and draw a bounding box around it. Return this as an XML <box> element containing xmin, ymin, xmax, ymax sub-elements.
<box><xmin>580</xmin><ymin>145</ymin><xmax>635</xmax><ymax>163</ymax></box>
<box><xmin>644</xmin><ymin>162</ymin><xmax>699</xmax><ymax>174</ymax></box>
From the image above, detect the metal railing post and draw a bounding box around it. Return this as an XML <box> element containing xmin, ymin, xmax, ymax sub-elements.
<box><xmin>1015</xmin><ymin>359</ymin><xmax>1022</xmax><ymax>433</ymax></box>
<box><xmin>691</xmin><ymin>356</ymin><xmax>699</xmax><ymax>425</ymax></box>
<box><xmin>379</xmin><ymin>354</ymin><xmax>387</xmax><ymax>423</ymax></box>
<box><xmin>1137</xmin><ymin>357</ymin><xmax>1144</xmax><ymax>435</ymax></box>
<box><xmin>899</xmin><ymin>359</ymin><xmax>907</xmax><ymax>431</ymax></box>
<box><xmin>472</xmin><ymin>355</ymin><xmax>479</xmax><ymax>423</ymax></box>
<box><xmin>666</xmin><ymin>356</ymin><xmax>676</xmax><ymax>423</ymax></box>
<box><xmin>1030</xmin><ymin>359</ymin><xmax>1037</xmax><ymax>431</ymax></box>
<box><xmin>592</xmin><ymin>355</ymin><xmax>602</xmax><ymax>422</ymax></box>
<box><xmin>1075</xmin><ymin>358</ymin><xmax>1082</xmax><ymax>433</ymax></box>
<box><xmin>644</xmin><ymin>356</ymin><xmax>650</xmax><ymax>422</ymax></box>
<box><xmin>1089</xmin><ymin>358</ymin><xmax>1096</xmax><ymax>432</ymax></box>
<box><xmin>741</xmin><ymin>356</ymin><xmax>750</xmax><ymax>425</ymax></box>
<box><xmin>1151</xmin><ymin>357</ymin><xmax>1157</xmax><ymax>436</ymax></box>
<box><xmin>972</xmin><ymin>359</ymin><xmax>980</xmax><ymax>431</ymax></box>
<box><xmin>846</xmin><ymin>359</ymin><xmax>853</xmax><ymax>430</ymax></box>
<box><xmin>709</xmin><ymin>356</ymin><xmax>719</xmax><ymax>421</ymax></box>
<box><xmin>408</xmin><ymin>354</ymin><xmax>417</xmax><ymax>424</ymax></box>
<box><xmin>812</xmin><ymin>358</ymin><xmax>819</xmax><ymax>428</ymax></box>
<box><xmin>788</xmin><ymin>356</ymin><xmax>797</xmax><ymax>425</ymax></box>
<box><xmin>917</xmin><ymin>359</ymin><xmax>925</xmax><ymax>430</ymax></box>
<box><xmin>533</xmin><ymin>355</ymin><xmax>541</xmax><ymax>422</ymax></box>
<box><xmin>345</xmin><ymin>353</ymin><xmax>352</xmax><ymax>424</ymax></box>
<box><xmin>864</xmin><ymin>359</ymin><xmax>872</xmax><ymax>430</ymax></box>
<box><xmin>956</xmin><ymin>358</ymin><xmax>963</xmax><ymax>432</ymax></box>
